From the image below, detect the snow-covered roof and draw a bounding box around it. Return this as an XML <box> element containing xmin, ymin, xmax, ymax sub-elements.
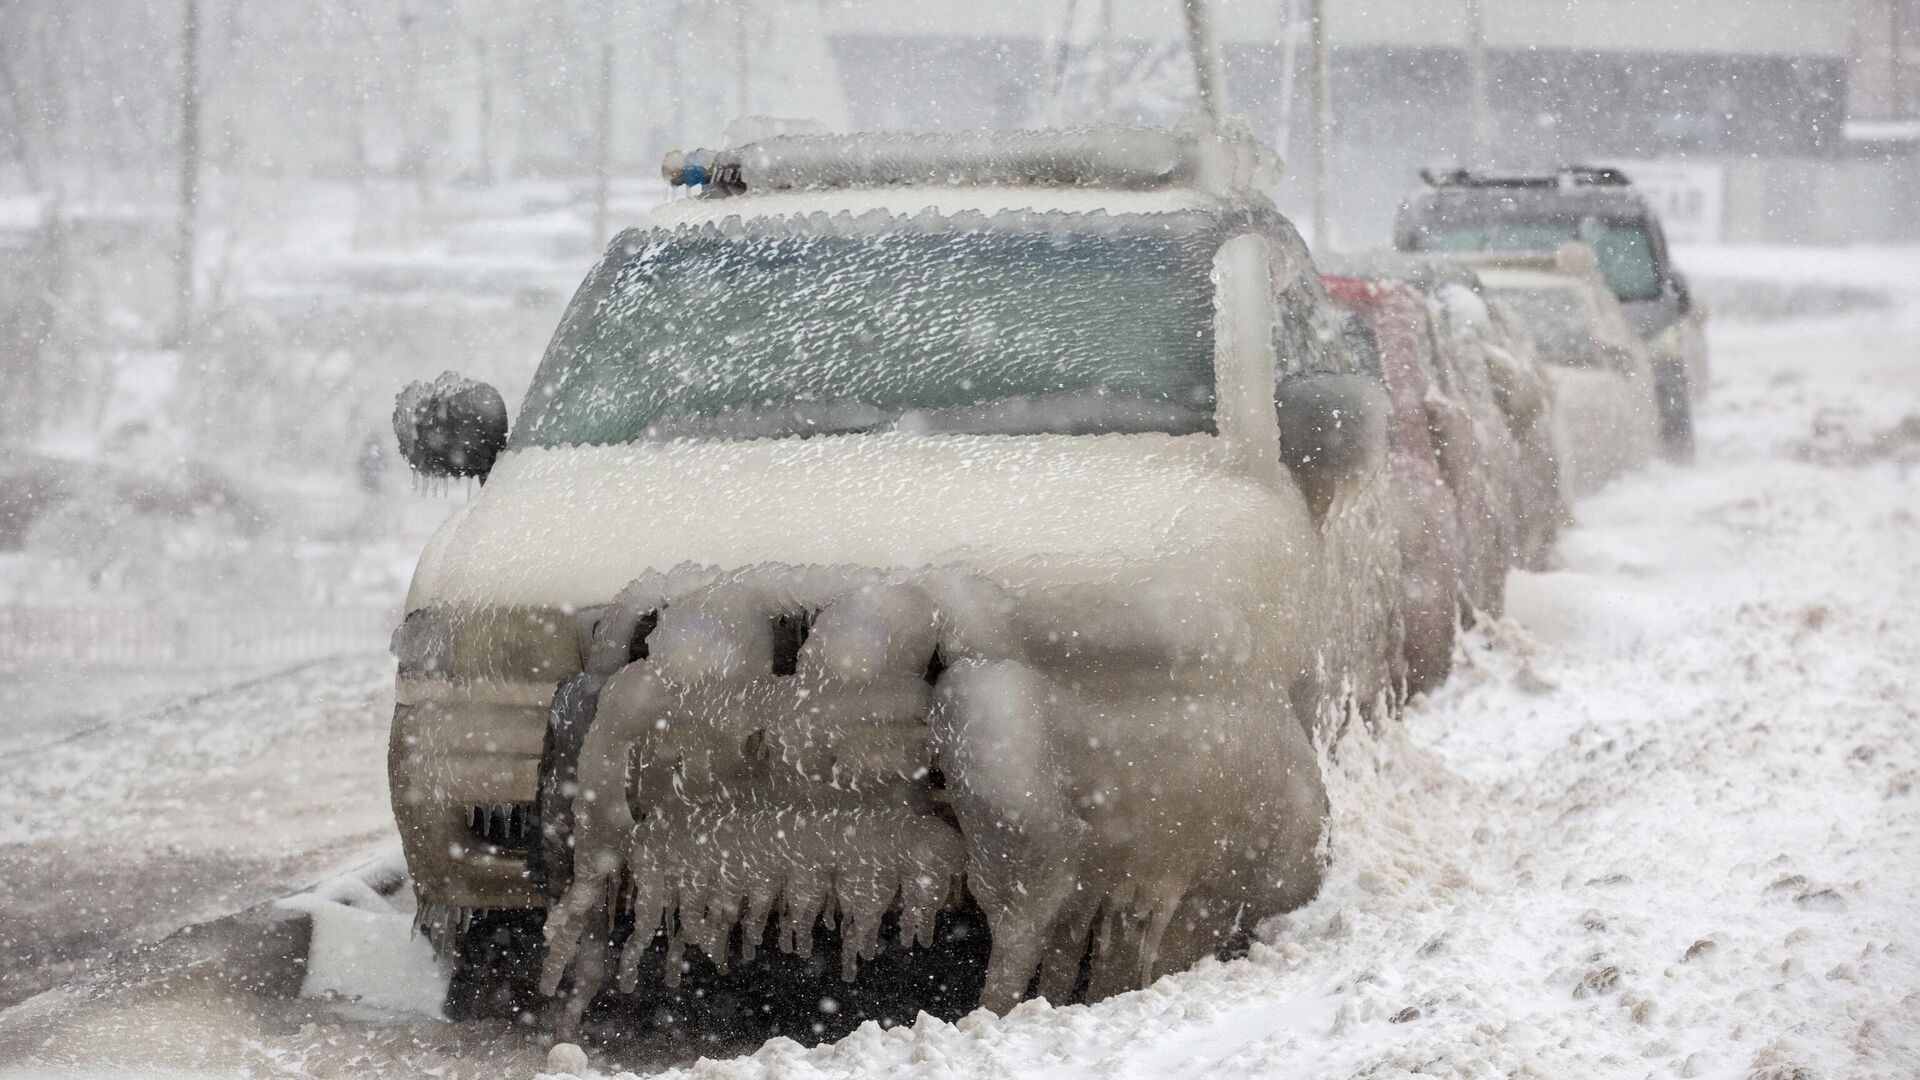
<box><xmin>638</xmin><ymin>185</ymin><xmax>1215</xmax><ymax>231</ymax></box>
<box><xmin>662</xmin><ymin>126</ymin><xmax>1281</xmax><ymax>201</ymax></box>
<box><xmin>1447</xmin><ymin>245</ymin><xmax>1603</xmax><ymax>282</ymax></box>
<box><xmin>0</xmin><ymin>197</ymin><xmax>46</xmax><ymax>232</ymax></box>
<box><xmin>641</xmin><ymin>123</ymin><xmax>1283</xmax><ymax>228</ymax></box>
<box><xmin>1471</xmin><ymin>265</ymin><xmax>1584</xmax><ymax>293</ymax></box>
<box><xmin>1846</xmin><ymin>118</ymin><xmax>1920</xmax><ymax>145</ymax></box>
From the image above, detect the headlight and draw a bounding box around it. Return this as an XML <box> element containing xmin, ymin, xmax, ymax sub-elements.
<box><xmin>393</xmin><ymin>605</ymin><xmax>585</xmax><ymax>682</ymax></box>
<box><xmin>392</xmin><ymin>607</ymin><xmax>453</xmax><ymax>678</ymax></box>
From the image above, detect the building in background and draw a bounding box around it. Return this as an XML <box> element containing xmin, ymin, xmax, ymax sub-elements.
<box><xmin>822</xmin><ymin>0</ymin><xmax>1898</xmax><ymax>246</ymax></box>
<box><xmin>0</xmin><ymin>0</ymin><xmax>1910</xmax><ymax>246</ymax></box>
<box><xmin>1850</xmin><ymin>0</ymin><xmax>1920</xmax><ymax>125</ymax></box>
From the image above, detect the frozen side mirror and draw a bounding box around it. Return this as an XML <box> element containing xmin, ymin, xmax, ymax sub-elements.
<box><xmin>1595</xmin><ymin>340</ymin><xmax>1641</xmax><ymax>377</ymax></box>
<box><xmin>1276</xmin><ymin>372</ymin><xmax>1390</xmax><ymax>520</ymax></box>
<box><xmin>1669</xmin><ymin>272</ymin><xmax>1693</xmax><ymax>315</ymax></box>
<box><xmin>394</xmin><ymin>372</ymin><xmax>509</xmax><ymax>482</ymax></box>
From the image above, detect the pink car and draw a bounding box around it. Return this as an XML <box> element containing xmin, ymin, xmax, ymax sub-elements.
<box><xmin>1323</xmin><ymin>275</ymin><xmax>1468</xmax><ymax>695</ymax></box>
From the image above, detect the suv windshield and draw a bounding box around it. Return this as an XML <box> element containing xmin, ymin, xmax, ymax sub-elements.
<box><xmin>1412</xmin><ymin>217</ymin><xmax>1660</xmax><ymax>303</ymax></box>
<box><xmin>513</xmin><ymin>213</ymin><xmax>1223</xmax><ymax>448</ymax></box>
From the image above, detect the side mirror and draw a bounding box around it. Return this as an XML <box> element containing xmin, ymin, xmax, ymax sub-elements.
<box><xmin>1668</xmin><ymin>272</ymin><xmax>1692</xmax><ymax>315</ymax></box>
<box><xmin>394</xmin><ymin>372</ymin><xmax>509</xmax><ymax>481</ymax></box>
<box><xmin>1276</xmin><ymin>372</ymin><xmax>1390</xmax><ymax>519</ymax></box>
<box><xmin>1596</xmin><ymin>340</ymin><xmax>1641</xmax><ymax>377</ymax></box>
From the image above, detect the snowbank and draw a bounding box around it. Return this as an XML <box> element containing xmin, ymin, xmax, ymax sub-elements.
<box><xmin>2</xmin><ymin>249</ymin><xmax>1916</xmax><ymax>1080</ymax></box>
<box><xmin>537</xmin><ymin>277</ymin><xmax>1920</xmax><ymax>1080</ymax></box>
<box><xmin>277</xmin><ymin>852</ymin><xmax>449</xmax><ymax>1018</ymax></box>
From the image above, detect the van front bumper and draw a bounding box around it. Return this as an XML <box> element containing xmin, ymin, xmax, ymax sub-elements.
<box><xmin>389</xmin><ymin>678</ymin><xmax>555</xmax><ymax>913</ymax></box>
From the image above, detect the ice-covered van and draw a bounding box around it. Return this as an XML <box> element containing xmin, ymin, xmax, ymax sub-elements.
<box><xmin>388</xmin><ymin>123</ymin><xmax>1402</xmax><ymax>1028</ymax></box>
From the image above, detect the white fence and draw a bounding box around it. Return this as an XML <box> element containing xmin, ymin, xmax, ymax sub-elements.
<box><xmin>0</xmin><ymin>605</ymin><xmax>398</xmax><ymax>668</ymax></box>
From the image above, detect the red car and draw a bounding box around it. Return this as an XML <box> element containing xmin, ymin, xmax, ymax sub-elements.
<box><xmin>1323</xmin><ymin>275</ymin><xmax>1473</xmax><ymax>695</ymax></box>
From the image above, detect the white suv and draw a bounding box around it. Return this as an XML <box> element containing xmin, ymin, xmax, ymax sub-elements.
<box><xmin>389</xmin><ymin>124</ymin><xmax>1403</xmax><ymax>1026</ymax></box>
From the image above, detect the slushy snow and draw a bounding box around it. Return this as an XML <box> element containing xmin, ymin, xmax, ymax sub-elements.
<box><xmin>539</xmin><ymin>283</ymin><xmax>1920</xmax><ymax>1077</ymax></box>
<box><xmin>0</xmin><ymin>253</ymin><xmax>1915</xmax><ymax>1080</ymax></box>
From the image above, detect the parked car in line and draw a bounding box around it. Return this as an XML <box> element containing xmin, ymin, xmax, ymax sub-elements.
<box><xmin>1394</xmin><ymin>165</ymin><xmax>1704</xmax><ymax>461</ymax></box>
<box><xmin>1443</xmin><ymin>278</ymin><xmax>1566</xmax><ymax>572</ymax></box>
<box><xmin>1423</xmin><ymin>265</ymin><xmax>1567</xmax><ymax>572</ymax></box>
<box><xmin>1419</xmin><ymin>285</ymin><xmax>1521</xmax><ymax>619</ymax></box>
<box><xmin>1456</xmin><ymin>244</ymin><xmax>1663</xmax><ymax>499</ymax></box>
<box><xmin>1325</xmin><ymin>274</ymin><xmax>1466</xmax><ymax>695</ymax></box>
<box><xmin>1325</xmin><ymin>251</ymin><xmax>1566</xmax><ymax>598</ymax></box>
<box><xmin>386</xmin><ymin>124</ymin><xmax>1405</xmax><ymax>1031</ymax></box>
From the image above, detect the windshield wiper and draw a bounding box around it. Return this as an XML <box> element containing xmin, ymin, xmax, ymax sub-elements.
<box><xmin>640</xmin><ymin>401</ymin><xmax>892</xmax><ymax>442</ymax></box>
<box><xmin>889</xmin><ymin>390</ymin><xmax>1211</xmax><ymax>437</ymax></box>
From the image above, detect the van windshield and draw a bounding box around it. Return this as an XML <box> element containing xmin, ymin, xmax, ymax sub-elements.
<box><xmin>512</xmin><ymin>213</ymin><xmax>1222</xmax><ymax>448</ymax></box>
<box><xmin>1413</xmin><ymin>217</ymin><xmax>1660</xmax><ymax>303</ymax></box>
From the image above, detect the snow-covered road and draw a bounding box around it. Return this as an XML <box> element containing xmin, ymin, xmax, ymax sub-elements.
<box><xmin>1</xmin><ymin>262</ymin><xmax>1916</xmax><ymax>1079</ymax></box>
<box><xmin>0</xmin><ymin>659</ymin><xmax>397</xmax><ymax>1007</ymax></box>
<box><xmin>592</xmin><ymin>283</ymin><xmax>1920</xmax><ymax>1078</ymax></box>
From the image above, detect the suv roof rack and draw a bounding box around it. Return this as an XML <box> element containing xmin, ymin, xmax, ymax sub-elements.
<box><xmin>1419</xmin><ymin>165</ymin><xmax>1633</xmax><ymax>190</ymax></box>
<box><xmin>661</xmin><ymin>123</ymin><xmax>1282</xmax><ymax>198</ymax></box>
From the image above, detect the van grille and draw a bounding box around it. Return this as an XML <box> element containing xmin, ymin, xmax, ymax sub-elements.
<box><xmin>465</xmin><ymin>801</ymin><xmax>536</xmax><ymax>854</ymax></box>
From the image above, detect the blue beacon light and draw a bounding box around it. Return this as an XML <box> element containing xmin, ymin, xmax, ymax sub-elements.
<box><xmin>662</xmin><ymin>148</ymin><xmax>718</xmax><ymax>188</ymax></box>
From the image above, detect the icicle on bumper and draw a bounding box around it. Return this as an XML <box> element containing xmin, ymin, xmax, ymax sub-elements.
<box><xmin>537</xmin><ymin>565</ymin><xmax>1331</xmax><ymax>1017</ymax></box>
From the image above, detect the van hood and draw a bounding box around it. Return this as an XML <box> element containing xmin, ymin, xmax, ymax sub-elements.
<box><xmin>405</xmin><ymin>432</ymin><xmax>1285</xmax><ymax>611</ymax></box>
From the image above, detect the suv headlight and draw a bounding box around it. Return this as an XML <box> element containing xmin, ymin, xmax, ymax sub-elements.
<box><xmin>393</xmin><ymin>605</ymin><xmax>586</xmax><ymax>683</ymax></box>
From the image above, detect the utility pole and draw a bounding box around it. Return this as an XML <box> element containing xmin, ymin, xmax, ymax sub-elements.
<box><xmin>1099</xmin><ymin>0</ymin><xmax>1115</xmax><ymax>124</ymax></box>
<box><xmin>664</xmin><ymin>0</ymin><xmax>686</xmax><ymax>146</ymax></box>
<box><xmin>734</xmin><ymin>0</ymin><xmax>750</xmax><ymax>118</ymax></box>
<box><xmin>591</xmin><ymin>0</ymin><xmax>613</xmax><ymax>248</ymax></box>
<box><xmin>1181</xmin><ymin>0</ymin><xmax>1224</xmax><ymax>126</ymax></box>
<box><xmin>474</xmin><ymin>34</ymin><xmax>494</xmax><ymax>184</ymax></box>
<box><xmin>1309</xmin><ymin>0</ymin><xmax>1329</xmax><ymax>246</ymax></box>
<box><xmin>175</xmin><ymin>0</ymin><xmax>201</xmax><ymax>346</ymax></box>
<box><xmin>1891</xmin><ymin>0</ymin><xmax>1907</xmax><ymax>119</ymax></box>
<box><xmin>1275</xmin><ymin>0</ymin><xmax>1303</xmax><ymax>153</ymax></box>
<box><xmin>1465</xmin><ymin>0</ymin><xmax>1491</xmax><ymax>163</ymax></box>
<box><xmin>398</xmin><ymin>5</ymin><xmax>428</xmax><ymax>203</ymax></box>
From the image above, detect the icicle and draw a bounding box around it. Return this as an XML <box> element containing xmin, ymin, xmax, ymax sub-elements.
<box><xmin>783</xmin><ymin>864</ymin><xmax>829</xmax><ymax>959</ymax></box>
<box><xmin>899</xmin><ymin>871</ymin><xmax>945</xmax><ymax>950</ymax></box>
<box><xmin>837</xmin><ymin>853</ymin><xmax>894</xmax><ymax>983</ymax></box>
<box><xmin>662</xmin><ymin>924</ymin><xmax>687</xmax><ymax>988</ymax></box>
<box><xmin>560</xmin><ymin>909</ymin><xmax>610</xmax><ymax>1038</ymax></box>
<box><xmin>563</xmin><ymin>803</ymin><xmax>969</xmax><ymax>1002</ymax></box>
<box><xmin>740</xmin><ymin>881</ymin><xmax>776</xmax><ymax>962</ymax></box>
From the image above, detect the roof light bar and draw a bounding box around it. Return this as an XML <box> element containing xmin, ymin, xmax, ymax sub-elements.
<box><xmin>659</xmin><ymin>125</ymin><xmax>1282</xmax><ymax>197</ymax></box>
<box><xmin>661</xmin><ymin>148</ymin><xmax>725</xmax><ymax>189</ymax></box>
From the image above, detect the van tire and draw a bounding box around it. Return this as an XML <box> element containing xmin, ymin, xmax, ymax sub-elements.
<box><xmin>444</xmin><ymin>908</ymin><xmax>547</xmax><ymax>1021</ymax></box>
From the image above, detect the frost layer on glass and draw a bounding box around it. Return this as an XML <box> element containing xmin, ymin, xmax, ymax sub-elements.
<box><xmin>514</xmin><ymin>212</ymin><xmax>1222</xmax><ymax>447</ymax></box>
